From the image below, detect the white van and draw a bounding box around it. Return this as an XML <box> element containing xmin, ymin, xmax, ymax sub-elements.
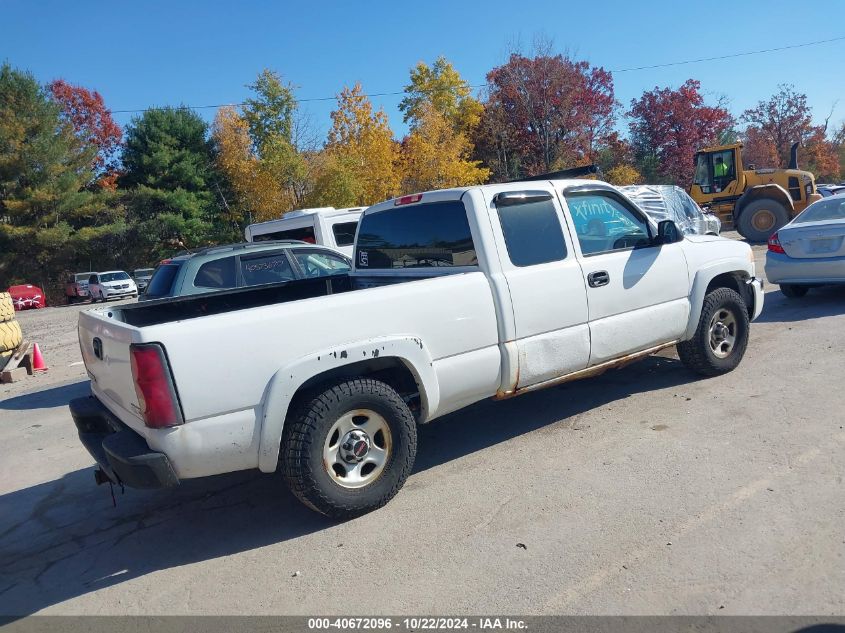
<box><xmin>244</xmin><ymin>207</ymin><xmax>365</xmax><ymax>258</ymax></box>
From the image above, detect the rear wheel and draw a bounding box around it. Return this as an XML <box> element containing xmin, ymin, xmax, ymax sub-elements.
<box><xmin>736</xmin><ymin>199</ymin><xmax>789</xmax><ymax>242</ymax></box>
<box><xmin>677</xmin><ymin>287</ymin><xmax>750</xmax><ymax>377</ymax></box>
<box><xmin>780</xmin><ymin>284</ymin><xmax>809</xmax><ymax>298</ymax></box>
<box><xmin>282</xmin><ymin>378</ymin><xmax>417</xmax><ymax>519</ymax></box>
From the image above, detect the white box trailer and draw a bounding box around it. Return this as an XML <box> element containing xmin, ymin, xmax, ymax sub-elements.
<box><xmin>244</xmin><ymin>207</ymin><xmax>365</xmax><ymax>257</ymax></box>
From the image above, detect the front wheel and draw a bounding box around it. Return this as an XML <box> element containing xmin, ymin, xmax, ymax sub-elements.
<box><xmin>780</xmin><ymin>284</ymin><xmax>809</xmax><ymax>298</ymax></box>
<box><xmin>677</xmin><ymin>287</ymin><xmax>750</xmax><ymax>377</ymax></box>
<box><xmin>735</xmin><ymin>199</ymin><xmax>789</xmax><ymax>242</ymax></box>
<box><xmin>281</xmin><ymin>378</ymin><xmax>417</xmax><ymax>519</ymax></box>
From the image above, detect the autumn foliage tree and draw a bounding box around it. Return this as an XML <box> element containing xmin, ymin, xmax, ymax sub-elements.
<box><xmin>48</xmin><ymin>79</ymin><xmax>122</xmax><ymax>186</ymax></box>
<box><xmin>741</xmin><ymin>84</ymin><xmax>839</xmax><ymax>180</ymax></box>
<box><xmin>628</xmin><ymin>79</ymin><xmax>733</xmax><ymax>186</ymax></box>
<box><xmin>400</xmin><ymin>56</ymin><xmax>482</xmax><ymax>136</ymax></box>
<box><xmin>476</xmin><ymin>47</ymin><xmax>616</xmax><ymax>181</ymax></box>
<box><xmin>323</xmin><ymin>83</ymin><xmax>401</xmax><ymax>205</ymax></box>
<box><xmin>401</xmin><ymin>103</ymin><xmax>489</xmax><ymax>192</ymax></box>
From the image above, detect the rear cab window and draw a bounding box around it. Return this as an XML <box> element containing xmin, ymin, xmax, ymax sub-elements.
<box><xmin>355</xmin><ymin>200</ymin><xmax>477</xmax><ymax>269</ymax></box>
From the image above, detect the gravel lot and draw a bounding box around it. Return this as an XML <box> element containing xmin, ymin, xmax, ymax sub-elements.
<box><xmin>1</xmin><ymin>237</ymin><xmax>843</xmax><ymax>616</ymax></box>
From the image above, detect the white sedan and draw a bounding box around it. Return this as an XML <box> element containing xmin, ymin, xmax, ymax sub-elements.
<box><xmin>87</xmin><ymin>271</ymin><xmax>138</xmax><ymax>302</ymax></box>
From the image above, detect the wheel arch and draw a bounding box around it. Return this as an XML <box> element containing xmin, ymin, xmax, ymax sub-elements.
<box><xmin>256</xmin><ymin>336</ymin><xmax>439</xmax><ymax>473</ymax></box>
<box><xmin>684</xmin><ymin>265</ymin><xmax>754</xmax><ymax>340</ymax></box>
<box><xmin>735</xmin><ymin>184</ymin><xmax>794</xmax><ymax>218</ymax></box>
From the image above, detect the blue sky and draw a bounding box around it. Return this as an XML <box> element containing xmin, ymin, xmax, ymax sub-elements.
<box><xmin>2</xmin><ymin>0</ymin><xmax>844</xmax><ymax>141</ymax></box>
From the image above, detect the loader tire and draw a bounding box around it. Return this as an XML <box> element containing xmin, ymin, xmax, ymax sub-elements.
<box><xmin>0</xmin><ymin>320</ymin><xmax>23</xmax><ymax>353</ymax></box>
<box><xmin>281</xmin><ymin>378</ymin><xmax>417</xmax><ymax>519</ymax></box>
<box><xmin>0</xmin><ymin>292</ymin><xmax>14</xmax><ymax>323</ymax></box>
<box><xmin>735</xmin><ymin>199</ymin><xmax>789</xmax><ymax>242</ymax></box>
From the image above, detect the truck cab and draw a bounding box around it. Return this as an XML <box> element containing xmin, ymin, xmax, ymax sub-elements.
<box><xmin>244</xmin><ymin>207</ymin><xmax>365</xmax><ymax>257</ymax></box>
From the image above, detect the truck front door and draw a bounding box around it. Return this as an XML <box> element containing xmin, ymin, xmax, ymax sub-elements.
<box><xmin>561</xmin><ymin>188</ymin><xmax>690</xmax><ymax>365</ymax></box>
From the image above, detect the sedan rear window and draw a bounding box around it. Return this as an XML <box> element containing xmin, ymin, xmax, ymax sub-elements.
<box><xmin>355</xmin><ymin>201</ymin><xmax>477</xmax><ymax>269</ymax></box>
<box><xmin>794</xmin><ymin>198</ymin><xmax>845</xmax><ymax>223</ymax></box>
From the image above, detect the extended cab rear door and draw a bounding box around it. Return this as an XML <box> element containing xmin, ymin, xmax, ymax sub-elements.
<box><xmin>482</xmin><ymin>184</ymin><xmax>590</xmax><ymax>388</ymax></box>
<box><xmin>560</xmin><ymin>186</ymin><xmax>690</xmax><ymax>365</ymax></box>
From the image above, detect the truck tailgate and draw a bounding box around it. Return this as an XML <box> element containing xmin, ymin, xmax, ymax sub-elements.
<box><xmin>78</xmin><ymin>309</ymin><xmax>144</xmax><ymax>428</ymax></box>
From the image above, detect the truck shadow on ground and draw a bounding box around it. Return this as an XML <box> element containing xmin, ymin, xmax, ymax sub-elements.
<box><xmin>756</xmin><ymin>286</ymin><xmax>845</xmax><ymax>323</ymax></box>
<box><xmin>0</xmin><ymin>381</ymin><xmax>89</xmax><ymax>411</ymax></box>
<box><xmin>0</xmin><ymin>355</ymin><xmax>696</xmax><ymax>616</ymax></box>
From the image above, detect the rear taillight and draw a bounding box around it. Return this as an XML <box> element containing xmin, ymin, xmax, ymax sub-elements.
<box><xmin>767</xmin><ymin>232</ymin><xmax>786</xmax><ymax>254</ymax></box>
<box><xmin>129</xmin><ymin>343</ymin><xmax>184</xmax><ymax>429</ymax></box>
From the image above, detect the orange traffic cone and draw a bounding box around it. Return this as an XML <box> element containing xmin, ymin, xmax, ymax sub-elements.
<box><xmin>32</xmin><ymin>342</ymin><xmax>48</xmax><ymax>372</ymax></box>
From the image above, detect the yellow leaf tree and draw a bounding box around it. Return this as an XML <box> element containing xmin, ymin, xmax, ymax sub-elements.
<box><xmin>401</xmin><ymin>103</ymin><xmax>490</xmax><ymax>193</ymax></box>
<box><xmin>212</xmin><ymin>106</ymin><xmax>289</xmax><ymax>223</ymax></box>
<box><xmin>323</xmin><ymin>83</ymin><xmax>401</xmax><ymax>206</ymax></box>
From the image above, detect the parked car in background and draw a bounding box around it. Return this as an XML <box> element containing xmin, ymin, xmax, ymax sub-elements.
<box><xmin>620</xmin><ymin>185</ymin><xmax>721</xmax><ymax>236</ymax></box>
<box><xmin>65</xmin><ymin>272</ymin><xmax>95</xmax><ymax>303</ymax></box>
<box><xmin>765</xmin><ymin>195</ymin><xmax>845</xmax><ymax>298</ymax></box>
<box><xmin>817</xmin><ymin>184</ymin><xmax>845</xmax><ymax>198</ymax></box>
<box><xmin>244</xmin><ymin>207</ymin><xmax>364</xmax><ymax>257</ymax></box>
<box><xmin>8</xmin><ymin>284</ymin><xmax>46</xmax><ymax>310</ymax></box>
<box><xmin>141</xmin><ymin>241</ymin><xmax>351</xmax><ymax>301</ymax></box>
<box><xmin>87</xmin><ymin>271</ymin><xmax>138</xmax><ymax>302</ymax></box>
<box><xmin>132</xmin><ymin>268</ymin><xmax>155</xmax><ymax>294</ymax></box>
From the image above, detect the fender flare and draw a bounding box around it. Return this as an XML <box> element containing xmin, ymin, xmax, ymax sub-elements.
<box><xmin>256</xmin><ymin>335</ymin><xmax>439</xmax><ymax>473</ymax></box>
<box><xmin>735</xmin><ymin>183</ymin><xmax>794</xmax><ymax>218</ymax></box>
<box><xmin>683</xmin><ymin>261</ymin><xmax>753</xmax><ymax>340</ymax></box>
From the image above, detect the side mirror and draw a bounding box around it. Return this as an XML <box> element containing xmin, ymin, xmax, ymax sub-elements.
<box><xmin>656</xmin><ymin>220</ymin><xmax>683</xmax><ymax>244</ymax></box>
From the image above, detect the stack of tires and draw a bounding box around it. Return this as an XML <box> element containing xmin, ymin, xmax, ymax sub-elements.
<box><xmin>0</xmin><ymin>292</ymin><xmax>23</xmax><ymax>370</ymax></box>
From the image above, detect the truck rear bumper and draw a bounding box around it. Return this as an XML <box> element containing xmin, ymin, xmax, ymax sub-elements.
<box><xmin>70</xmin><ymin>396</ymin><xmax>179</xmax><ymax>489</ymax></box>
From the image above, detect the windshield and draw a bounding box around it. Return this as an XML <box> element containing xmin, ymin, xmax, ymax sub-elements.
<box><xmin>134</xmin><ymin>268</ymin><xmax>155</xmax><ymax>277</ymax></box>
<box><xmin>693</xmin><ymin>153</ymin><xmax>712</xmax><ymax>191</ymax></box>
<box><xmin>75</xmin><ymin>273</ymin><xmax>93</xmax><ymax>281</ymax></box>
<box><xmin>793</xmin><ymin>198</ymin><xmax>845</xmax><ymax>224</ymax></box>
<box><xmin>99</xmin><ymin>272</ymin><xmax>130</xmax><ymax>282</ymax></box>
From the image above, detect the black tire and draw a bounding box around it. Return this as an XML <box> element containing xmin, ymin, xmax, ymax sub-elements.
<box><xmin>735</xmin><ymin>198</ymin><xmax>789</xmax><ymax>242</ymax></box>
<box><xmin>282</xmin><ymin>378</ymin><xmax>417</xmax><ymax>519</ymax></box>
<box><xmin>677</xmin><ymin>287</ymin><xmax>750</xmax><ymax>377</ymax></box>
<box><xmin>780</xmin><ymin>284</ymin><xmax>809</xmax><ymax>298</ymax></box>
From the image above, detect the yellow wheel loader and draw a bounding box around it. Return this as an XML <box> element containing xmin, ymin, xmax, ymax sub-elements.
<box><xmin>689</xmin><ymin>142</ymin><xmax>822</xmax><ymax>242</ymax></box>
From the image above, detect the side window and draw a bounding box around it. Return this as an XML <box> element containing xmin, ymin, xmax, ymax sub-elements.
<box><xmin>331</xmin><ymin>221</ymin><xmax>358</xmax><ymax>247</ymax></box>
<box><xmin>253</xmin><ymin>226</ymin><xmax>315</xmax><ymax>243</ymax></box>
<box><xmin>788</xmin><ymin>176</ymin><xmax>801</xmax><ymax>202</ymax></box>
<box><xmin>194</xmin><ymin>257</ymin><xmax>237</xmax><ymax>289</ymax></box>
<box><xmin>565</xmin><ymin>192</ymin><xmax>651</xmax><ymax>256</ymax></box>
<box><xmin>240</xmin><ymin>251</ymin><xmax>295</xmax><ymax>286</ymax></box>
<box><xmin>294</xmin><ymin>249</ymin><xmax>351</xmax><ymax>278</ymax></box>
<box><xmin>712</xmin><ymin>149</ymin><xmax>735</xmax><ymax>191</ymax></box>
<box><xmin>494</xmin><ymin>192</ymin><xmax>567</xmax><ymax>266</ymax></box>
<box><xmin>88</xmin><ymin>275</ymin><xmax>97</xmax><ymax>285</ymax></box>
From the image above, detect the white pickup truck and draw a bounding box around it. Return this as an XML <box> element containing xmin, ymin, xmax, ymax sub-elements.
<box><xmin>72</xmin><ymin>178</ymin><xmax>764</xmax><ymax>518</ymax></box>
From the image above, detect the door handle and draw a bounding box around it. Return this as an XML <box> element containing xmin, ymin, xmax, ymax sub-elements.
<box><xmin>587</xmin><ymin>270</ymin><xmax>610</xmax><ymax>288</ymax></box>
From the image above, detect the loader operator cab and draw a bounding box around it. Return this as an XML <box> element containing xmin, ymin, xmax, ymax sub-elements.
<box><xmin>694</xmin><ymin>148</ymin><xmax>737</xmax><ymax>194</ymax></box>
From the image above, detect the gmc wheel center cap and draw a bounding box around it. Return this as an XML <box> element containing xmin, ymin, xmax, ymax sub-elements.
<box><xmin>340</xmin><ymin>430</ymin><xmax>370</xmax><ymax>463</ymax></box>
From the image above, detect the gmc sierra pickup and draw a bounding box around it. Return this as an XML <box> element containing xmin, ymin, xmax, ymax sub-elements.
<box><xmin>71</xmin><ymin>178</ymin><xmax>764</xmax><ymax>518</ymax></box>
